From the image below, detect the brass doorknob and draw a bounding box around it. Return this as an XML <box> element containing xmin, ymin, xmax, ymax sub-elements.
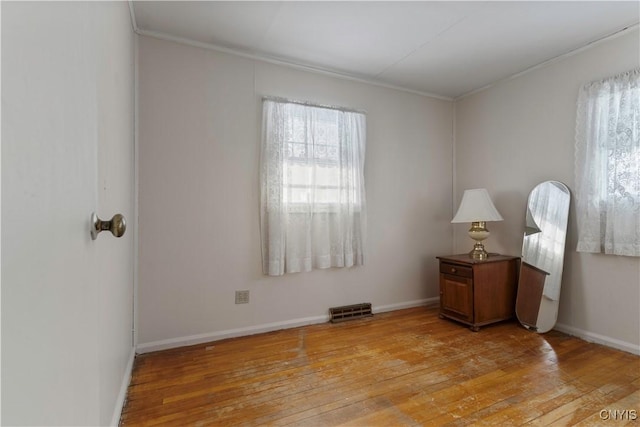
<box><xmin>91</xmin><ymin>212</ymin><xmax>126</xmax><ymax>240</ymax></box>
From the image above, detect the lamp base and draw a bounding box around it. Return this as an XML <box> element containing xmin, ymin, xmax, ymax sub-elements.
<box><xmin>467</xmin><ymin>221</ymin><xmax>490</xmax><ymax>260</ymax></box>
<box><xmin>468</xmin><ymin>242</ymin><xmax>488</xmax><ymax>260</ymax></box>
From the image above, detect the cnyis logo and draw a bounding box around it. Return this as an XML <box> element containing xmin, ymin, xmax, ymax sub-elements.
<box><xmin>599</xmin><ymin>409</ymin><xmax>637</xmax><ymax>421</ymax></box>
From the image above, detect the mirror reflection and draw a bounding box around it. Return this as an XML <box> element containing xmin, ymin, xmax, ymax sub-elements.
<box><xmin>516</xmin><ymin>181</ymin><xmax>570</xmax><ymax>333</ymax></box>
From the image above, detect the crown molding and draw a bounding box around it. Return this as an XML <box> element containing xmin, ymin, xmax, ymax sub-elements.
<box><xmin>456</xmin><ymin>23</ymin><xmax>640</xmax><ymax>100</ymax></box>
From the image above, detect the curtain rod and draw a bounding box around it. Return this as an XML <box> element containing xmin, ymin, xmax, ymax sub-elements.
<box><xmin>262</xmin><ymin>96</ymin><xmax>367</xmax><ymax>115</ymax></box>
<box><xmin>584</xmin><ymin>68</ymin><xmax>639</xmax><ymax>88</ymax></box>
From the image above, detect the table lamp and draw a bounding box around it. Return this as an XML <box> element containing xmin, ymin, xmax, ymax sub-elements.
<box><xmin>452</xmin><ymin>188</ymin><xmax>503</xmax><ymax>260</ymax></box>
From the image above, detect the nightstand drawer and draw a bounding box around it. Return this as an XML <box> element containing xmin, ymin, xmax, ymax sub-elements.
<box><xmin>440</xmin><ymin>262</ymin><xmax>472</xmax><ymax>278</ymax></box>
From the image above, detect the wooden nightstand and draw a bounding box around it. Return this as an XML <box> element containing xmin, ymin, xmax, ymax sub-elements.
<box><xmin>436</xmin><ymin>254</ymin><xmax>519</xmax><ymax>331</ymax></box>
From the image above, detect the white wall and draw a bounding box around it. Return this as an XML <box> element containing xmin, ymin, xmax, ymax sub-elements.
<box><xmin>137</xmin><ymin>35</ymin><xmax>453</xmax><ymax>349</ymax></box>
<box><xmin>2</xmin><ymin>2</ymin><xmax>135</xmax><ymax>425</ymax></box>
<box><xmin>454</xmin><ymin>29</ymin><xmax>640</xmax><ymax>353</ymax></box>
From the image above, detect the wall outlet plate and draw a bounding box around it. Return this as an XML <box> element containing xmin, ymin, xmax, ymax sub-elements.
<box><xmin>235</xmin><ymin>290</ymin><xmax>250</xmax><ymax>304</ymax></box>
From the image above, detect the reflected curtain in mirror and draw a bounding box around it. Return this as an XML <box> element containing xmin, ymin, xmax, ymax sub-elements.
<box><xmin>521</xmin><ymin>182</ymin><xmax>570</xmax><ymax>301</ymax></box>
<box><xmin>516</xmin><ymin>181</ymin><xmax>570</xmax><ymax>333</ymax></box>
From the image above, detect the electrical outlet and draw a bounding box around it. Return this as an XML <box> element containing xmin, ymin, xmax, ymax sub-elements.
<box><xmin>235</xmin><ymin>290</ymin><xmax>250</xmax><ymax>304</ymax></box>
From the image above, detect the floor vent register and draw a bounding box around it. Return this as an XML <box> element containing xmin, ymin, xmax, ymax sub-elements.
<box><xmin>329</xmin><ymin>303</ymin><xmax>373</xmax><ymax>323</ymax></box>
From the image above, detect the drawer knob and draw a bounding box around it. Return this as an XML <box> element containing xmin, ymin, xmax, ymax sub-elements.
<box><xmin>450</xmin><ymin>267</ymin><xmax>457</xmax><ymax>273</ymax></box>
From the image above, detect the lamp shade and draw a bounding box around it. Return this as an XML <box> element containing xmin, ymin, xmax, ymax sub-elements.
<box><xmin>451</xmin><ymin>189</ymin><xmax>503</xmax><ymax>223</ymax></box>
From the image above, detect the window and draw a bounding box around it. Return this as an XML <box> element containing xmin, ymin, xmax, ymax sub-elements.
<box><xmin>282</xmin><ymin>106</ymin><xmax>362</xmax><ymax>209</ymax></box>
<box><xmin>260</xmin><ymin>98</ymin><xmax>367</xmax><ymax>275</ymax></box>
<box><xmin>575</xmin><ymin>69</ymin><xmax>640</xmax><ymax>256</ymax></box>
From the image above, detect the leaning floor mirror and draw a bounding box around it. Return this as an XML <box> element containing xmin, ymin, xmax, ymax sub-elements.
<box><xmin>515</xmin><ymin>181</ymin><xmax>571</xmax><ymax>333</ymax></box>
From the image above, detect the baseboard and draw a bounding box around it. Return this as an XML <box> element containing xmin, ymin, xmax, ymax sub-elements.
<box><xmin>110</xmin><ymin>346</ymin><xmax>136</xmax><ymax>426</ymax></box>
<box><xmin>374</xmin><ymin>297</ymin><xmax>438</xmax><ymax>313</ymax></box>
<box><xmin>137</xmin><ymin>298</ymin><xmax>436</xmax><ymax>354</ymax></box>
<box><xmin>554</xmin><ymin>322</ymin><xmax>640</xmax><ymax>355</ymax></box>
<box><xmin>137</xmin><ymin>314</ymin><xmax>330</xmax><ymax>353</ymax></box>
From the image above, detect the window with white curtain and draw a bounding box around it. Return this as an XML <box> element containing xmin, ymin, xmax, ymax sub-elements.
<box><xmin>575</xmin><ymin>69</ymin><xmax>640</xmax><ymax>256</ymax></box>
<box><xmin>260</xmin><ymin>98</ymin><xmax>367</xmax><ymax>276</ymax></box>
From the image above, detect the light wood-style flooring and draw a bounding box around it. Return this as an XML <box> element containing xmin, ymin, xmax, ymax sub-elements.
<box><xmin>121</xmin><ymin>307</ymin><xmax>640</xmax><ymax>426</ymax></box>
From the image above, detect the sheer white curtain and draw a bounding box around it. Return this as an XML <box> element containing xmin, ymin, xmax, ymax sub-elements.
<box><xmin>260</xmin><ymin>98</ymin><xmax>367</xmax><ymax>276</ymax></box>
<box><xmin>575</xmin><ymin>69</ymin><xmax>640</xmax><ymax>256</ymax></box>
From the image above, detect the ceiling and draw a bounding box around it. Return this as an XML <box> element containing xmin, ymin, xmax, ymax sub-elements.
<box><xmin>131</xmin><ymin>1</ymin><xmax>640</xmax><ymax>99</ymax></box>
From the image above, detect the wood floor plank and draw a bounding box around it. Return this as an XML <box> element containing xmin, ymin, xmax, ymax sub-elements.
<box><xmin>120</xmin><ymin>307</ymin><xmax>640</xmax><ymax>426</ymax></box>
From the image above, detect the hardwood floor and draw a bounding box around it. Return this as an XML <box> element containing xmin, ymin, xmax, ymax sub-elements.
<box><xmin>121</xmin><ymin>307</ymin><xmax>640</xmax><ymax>426</ymax></box>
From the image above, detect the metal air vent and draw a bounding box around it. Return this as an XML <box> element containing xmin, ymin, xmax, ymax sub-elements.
<box><xmin>329</xmin><ymin>303</ymin><xmax>372</xmax><ymax>323</ymax></box>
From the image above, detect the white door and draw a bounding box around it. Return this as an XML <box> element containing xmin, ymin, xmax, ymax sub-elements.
<box><xmin>2</xmin><ymin>2</ymin><xmax>134</xmax><ymax>425</ymax></box>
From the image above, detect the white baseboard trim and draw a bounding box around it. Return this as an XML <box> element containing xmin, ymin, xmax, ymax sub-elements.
<box><xmin>137</xmin><ymin>314</ymin><xmax>329</xmax><ymax>353</ymax></box>
<box><xmin>137</xmin><ymin>298</ymin><xmax>436</xmax><ymax>354</ymax></box>
<box><xmin>554</xmin><ymin>322</ymin><xmax>640</xmax><ymax>355</ymax></box>
<box><xmin>374</xmin><ymin>297</ymin><xmax>438</xmax><ymax>313</ymax></box>
<box><xmin>110</xmin><ymin>347</ymin><xmax>136</xmax><ymax>426</ymax></box>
